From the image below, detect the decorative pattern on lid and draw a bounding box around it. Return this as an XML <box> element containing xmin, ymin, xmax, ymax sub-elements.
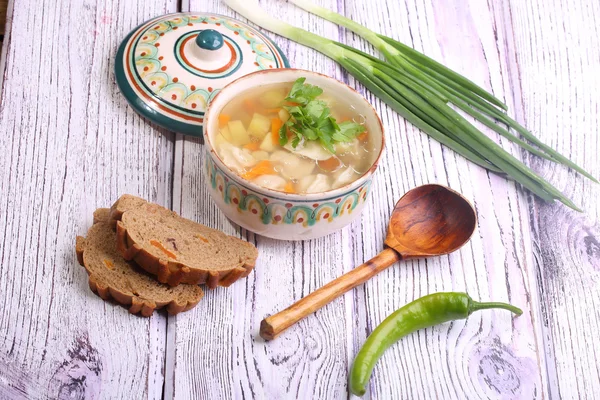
<box><xmin>115</xmin><ymin>13</ymin><xmax>289</xmax><ymax>137</ymax></box>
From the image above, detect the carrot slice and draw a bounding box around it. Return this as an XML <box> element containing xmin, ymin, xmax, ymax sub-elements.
<box><xmin>149</xmin><ymin>239</ymin><xmax>177</xmax><ymax>259</ymax></box>
<box><xmin>241</xmin><ymin>160</ymin><xmax>276</xmax><ymax>180</ymax></box>
<box><xmin>218</xmin><ymin>114</ymin><xmax>231</xmax><ymax>127</ymax></box>
<box><xmin>264</xmin><ymin>108</ymin><xmax>282</xmax><ymax>114</ymax></box>
<box><xmin>243</xmin><ymin>142</ymin><xmax>260</xmax><ymax>151</ymax></box>
<box><xmin>283</xmin><ymin>181</ymin><xmax>296</xmax><ymax>194</ymax></box>
<box><xmin>271</xmin><ymin>118</ymin><xmax>283</xmax><ymax>142</ymax></box>
<box><xmin>318</xmin><ymin>157</ymin><xmax>341</xmax><ymax>172</ymax></box>
<box><xmin>243</xmin><ymin>99</ymin><xmax>255</xmax><ymax>113</ymax></box>
<box><xmin>195</xmin><ymin>234</ymin><xmax>209</xmax><ymax>243</ymax></box>
<box><xmin>357</xmin><ymin>131</ymin><xmax>369</xmax><ymax>142</ymax></box>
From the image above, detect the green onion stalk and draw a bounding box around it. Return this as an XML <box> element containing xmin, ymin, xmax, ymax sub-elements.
<box><xmin>224</xmin><ymin>0</ymin><xmax>596</xmax><ymax>211</ymax></box>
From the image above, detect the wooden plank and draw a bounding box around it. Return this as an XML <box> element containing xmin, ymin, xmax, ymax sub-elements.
<box><xmin>0</xmin><ymin>0</ymin><xmax>177</xmax><ymax>398</ymax></box>
<box><xmin>0</xmin><ymin>0</ymin><xmax>12</xmax><ymax>95</ymax></box>
<box><xmin>168</xmin><ymin>0</ymin><xmax>353</xmax><ymax>399</ymax></box>
<box><xmin>343</xmin><ymin>0</ymin><xmax>547</xmax><ymax>398</ymax></box>
<box><xmin>168</xmin><ymin>1</ymin><xmax>549</xmax><ymax>399</ymax></box>
<box><xmin>499</xmin><ymin>0</ymin><xmax>600</xmax><ymax>397</ymax></box>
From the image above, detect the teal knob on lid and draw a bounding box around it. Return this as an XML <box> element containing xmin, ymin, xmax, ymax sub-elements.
<box><xmin>195</xmin><ymin>29</ymin><xmax>224</xmax><ymax>50</ymax></box>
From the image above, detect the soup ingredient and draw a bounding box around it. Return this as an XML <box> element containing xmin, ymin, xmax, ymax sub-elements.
<box><xmin>270</xmin><ymin>150</ymin><xmax>315</xmax><ymax>180</ymax></box>
<box><xmin>335</xmin><ymin>139</ymin><xmax>360</xmax><ymax>155</ymax></box>
<box><xmin>252</xmin><ymin>150</ymin><xmax>270</xmax><ymax>161</ymax></box>
<box><xmin>333</xmin><ymin>166</ymin><xmax>356</xmax><ymax>188</ymax></box>
<box><xmin>271</xmin><ymin>118</ymin><xmax>283</xmax><ymax>142</ymax></box>
<box><xmin>248</xmin><ymin>113</ymin><xmax>272</xmax><ymax>139</ymax></box>
<box><xmin>243</xmin><ymin>99</ymin><xmax>255</xmax><ymax>113</ymax></box>
<box><xmin>349</xmin><ymin>292</ymin><xmax>523</xmax><ymax>396</ymax></box>
<box><xmin>260</xmin><ymin>89</ymin><xmax>287</xmax><ymax>108</ymax></box>
<box><xmin>219</xmin><ymin>114</ymin><xmax>231</xmax><ymax>127</ymax></box>
<box><xmin>278</xmin><ymin>78</ymin><xmax>366</xmax><ymax>153</ymax></box>
<box><xmin>213</xmin><ymin>133</ymin><xmax>228</xmax><ymax>149</ymax></box>
<box><xmin>317</xmin><ymin>157</ymin><xmax>341</xmax><ymax>172</ymax></box>
<box><xmin>284</xmin><ymin>140</ymin><xmax>331</xmax><ymax>161</ymax></box>
<box><xmin>296</xmin><ymin>175</ymin><xmax>316</xmax><ymax>193</ymax></box>
<box><xmin>223</xmin><ymin>0</ymin><xmax>597</xmax><ymax>211</ymax></box>
<box><xmin>228</xmin><ymin>120</ymin><xmax>251</xmax><ymax>146</ymax></box>
<box><xmin>253</xmin><ymin>174</ymin><xmax>287</xmax><ymax>191</ymax></box>
<box><xmin>306</xmin><ymin>174</ymin><xmax>330</xmax><ymax>193</ymax></box>
<box><xmin>241</xmin><ymin>160</ymin><xmax>277</xmax><ymax>180</ymax></box>
<box><xmin>243</xmin><ymin>142</ymin><xmax>261</xmax><ymax>152</ymax></box>
<box><xmin>283</xmin><ymin>181</ymin><xmax>296</xmax><ymax>193</ymax></box>
<box><xmin>219</xmin><ymin>142</ymin><xmax>257</xmax><ymax>171</ymax></box>
<box><xmin>216</xmin><ymin>79</ymin><xmax>377</xmax><ymax>194</ymax></box>
<box><xmin>278</xmin><ymin>109</ymin><xmax>290</xmax><ymax>123</ymax></box>
<box><xmin>260</xmin><ymin>132</ymin><xmax>278</xmax><ymax>152</ymax></box>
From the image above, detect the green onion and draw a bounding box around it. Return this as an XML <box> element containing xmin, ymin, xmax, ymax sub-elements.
<box><xmin>224</xmin><ymin>0</ymin><xmax>594</xmax><ymax>210</ymax></box>
<box><xmin>290</xmin><ymin>0</ymin><xmax>508</xmax><ymax>110</ymax></box>
<box><xmin>291</xmin><ymin>0</ymin><xmax>596</xmax><ymax>184</ymax></box>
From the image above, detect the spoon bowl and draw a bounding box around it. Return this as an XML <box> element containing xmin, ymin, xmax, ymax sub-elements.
<box><xmin>385</xmin><ymin>184</ymin><xmax>477</xmax><ymax>258</ymax></box>
<box><xmin>260</xmin><ymin>184</ymin><xmax>477</xmax><ymax>340</ymax></box>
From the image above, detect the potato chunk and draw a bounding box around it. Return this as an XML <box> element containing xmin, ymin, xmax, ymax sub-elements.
<box><xmin>248</xmin><ymin>113</ymin><xmax>271</xmax><ymax>139</ymax></box>
<box><xmin>228</xmin><ymin>120</ymin><xmax>250</xmax><ymax>146</ymax></box>
<box><xmin>259</xmin><ymin>90</ymin><xmax>286</xmax><ymax>108</ymax></box>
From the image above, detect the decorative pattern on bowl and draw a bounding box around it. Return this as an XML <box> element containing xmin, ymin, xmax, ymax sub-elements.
<box><xmin>205</xmin><ymin>156</ymin><xmax>371</xmax><ymax>227</ymax></box>
<box><xmin>115</xmin><ymin>13</ymin><xmax>289</xmax><ymax>136</ymax></box>
<box><xmin>202</xmin><ymin>68</ymin><xmax>385</xmax><ymax>241</ymax></box>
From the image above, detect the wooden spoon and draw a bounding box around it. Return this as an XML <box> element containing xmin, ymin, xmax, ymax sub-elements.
<box><xmin>260</xmin><ymin>184</ymin><xmax>477</xmax><ymax>340</ymax></box>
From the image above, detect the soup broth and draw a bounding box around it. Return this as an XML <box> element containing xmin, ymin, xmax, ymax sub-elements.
<box><xmin>213</xmin><ymin>80</ymin><xmax>379</xmax><ymax>194</ymax></box>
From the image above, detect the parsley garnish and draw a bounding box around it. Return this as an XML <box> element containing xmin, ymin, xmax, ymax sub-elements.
<box><xmin>278</xmin><ymin>78</ymin><xmax>366</xmax><ymax>153</ymax></box>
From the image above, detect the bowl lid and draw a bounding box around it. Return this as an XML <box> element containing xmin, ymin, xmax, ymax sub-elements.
<box><xmin>115</xmin><ymin>12</ymin><xmax>290</xmax><ymax>136</ymax></box>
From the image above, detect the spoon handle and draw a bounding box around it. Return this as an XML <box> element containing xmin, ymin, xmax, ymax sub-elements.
<box><xmin>260</xmin><ymin>248</ymin><xmax>401</xmax><ymax>340</ymax></box>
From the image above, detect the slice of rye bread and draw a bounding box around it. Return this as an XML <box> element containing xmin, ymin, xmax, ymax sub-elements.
<box><xmin>107</xmin><ymin>195</ymin><xmax>148</xmax><ymax>228</ymax></box>
<box><xmin>110</xmin><ymin>195</ymin><xmax>258</xmax><ymax>288</ymax></box>
<box><xmin>76</xmin><ymin>208</ymin><xmax>204</xmax><ymax>316</ymax></box>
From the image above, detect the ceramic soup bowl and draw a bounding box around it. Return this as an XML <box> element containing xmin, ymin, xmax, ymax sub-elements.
<box><xmin>203</xmin><ymin>69</ymin><xmax>385</xmax><ymax>240</ymax></box>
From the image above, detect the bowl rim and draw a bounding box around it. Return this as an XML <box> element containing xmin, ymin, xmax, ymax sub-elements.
<box><xmin>203</xmin><ymin>68</ymin><xmax>385</xmax><ymax>201</ymax></box>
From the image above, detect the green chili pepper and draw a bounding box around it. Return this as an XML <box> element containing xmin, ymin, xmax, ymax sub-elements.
<box><xmin>349</xmin><ymin>292</ymin><xmax>523</xmax><ymax>396</ymax></box>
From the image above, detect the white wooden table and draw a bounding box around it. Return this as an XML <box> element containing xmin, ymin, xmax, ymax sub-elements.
<box><xmin>1</xmin><ymin>0</ymin><xmax>598</xmax><ymax>398</ymax></box>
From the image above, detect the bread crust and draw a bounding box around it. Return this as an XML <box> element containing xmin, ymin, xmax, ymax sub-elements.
<box><xmin>76</xmin><ymin>212</ymin><xmax>204</xmax><ymax>316</ymax></box>
<box><xmin>115</xmin><ymin>220</ymin><xmax>255</xmax><ymax>289</ymax></box>
<box><xmin>111</xmin><ymin>195</ymin><xmax>257</xmax><ymax>289</ymax></box>
<box><xmin>108</xmin><ymin>195</ymin><xmax>148</xmax><ymax>228</ymax></box>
